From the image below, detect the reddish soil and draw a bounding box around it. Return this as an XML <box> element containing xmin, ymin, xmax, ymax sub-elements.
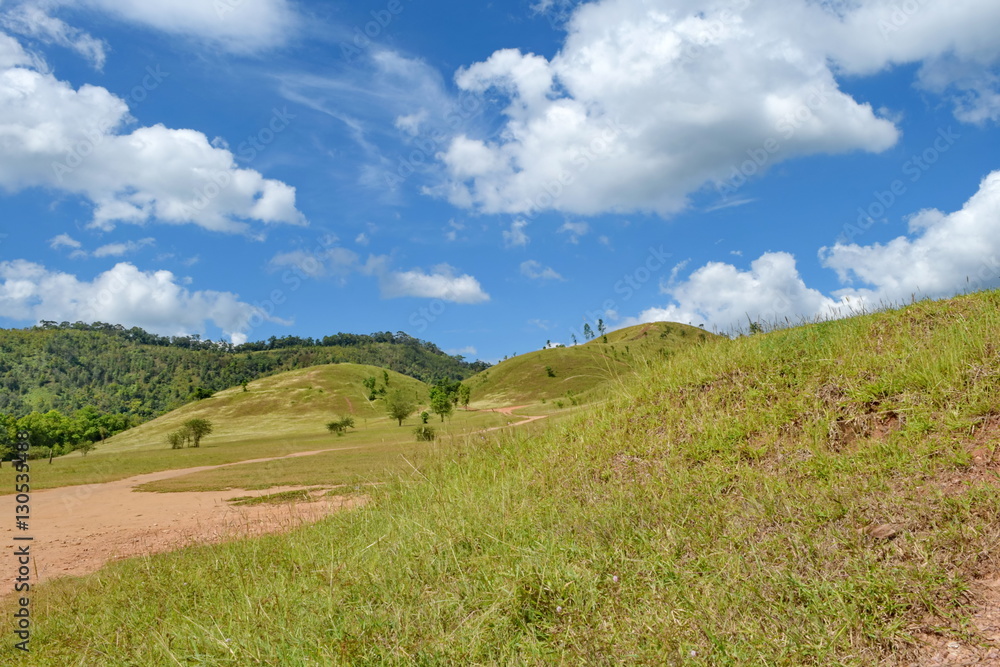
<box><xmin>1</xmin><ymin>448</ymin><xmax>366</xmax><ymax>591</ymax></box>
<box><xmin>481</xmin><ymin>404</ymin><xmax>548</xmax><ymax>431</ymax></box>
<box><xmin>1</xmin><ymin>407</ymin><xmax>547</xmax><ymax>591</ymax></box>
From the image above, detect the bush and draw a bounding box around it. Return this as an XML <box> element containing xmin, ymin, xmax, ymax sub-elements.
<box><xmin>545</xmin><ymin>365</ymin><xmax>556</xmax><ymax>378</ymax></box>
<box><xmin>326</xmin><ymin>416</ymin><xmax>356</xmax><ymax>437</ymax></box>
<box><xmin>413</xmin><ymin>425</ymin><xmax>436</xmax><ymax>442</ymax></box>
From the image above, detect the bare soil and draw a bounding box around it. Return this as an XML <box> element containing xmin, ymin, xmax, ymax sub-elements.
<box><xmin>1</xmin><ymin>448</ymin><xmax>366</xmax><ymax>591</ymax></box>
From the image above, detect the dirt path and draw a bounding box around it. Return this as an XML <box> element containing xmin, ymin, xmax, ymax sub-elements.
<box><xmin>481</xmin><ymin>404</ymin><xmax>548</xmax><ymax>432</ymax></box>
<box><xmin>1</xmin><ymin>406</ymin><xmax>547</xmax><ymax>591</ymax></box>
<box><xmin>1</xmin><ymin>446</ymin><xmax>368</xmax><ymax>590</ymax></box>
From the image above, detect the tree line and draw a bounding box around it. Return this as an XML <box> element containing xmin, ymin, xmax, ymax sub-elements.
<box><xmin>0</xmin><ymin>406</ymin><xmax>135</xmax><ymax>463</ymax></box>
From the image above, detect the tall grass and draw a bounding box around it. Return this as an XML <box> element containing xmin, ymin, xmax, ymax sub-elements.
<box><xmin>5</xmin><ymin>292</ymin><xmax>1000</xmax><ymax>664</ymax></box>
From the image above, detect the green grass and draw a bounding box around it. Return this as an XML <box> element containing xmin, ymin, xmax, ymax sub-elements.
<box><xmin>0</xmin><ymin>364</ymin><xmax>515</xmax><ymax>492</ymax></box>
<box><xmin>468</xmin><ymin>321</ymin><xmax>716</xmax><ymax>407</ymax></box>
<box><xmin>6</xmin><ymin>293</ymin><xmax>1000</xmax><ymax>664</ymax></box>
<box><xmin>228</xmin><ymin>488</ymin><xmax>328</xmax><ymax>506</ymax></box>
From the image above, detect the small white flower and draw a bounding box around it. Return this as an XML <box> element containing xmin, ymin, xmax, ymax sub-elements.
<box><xmin>612</xmin><ymin>575</ymin><xmax>619</xmax><ymax>583</ymax></box>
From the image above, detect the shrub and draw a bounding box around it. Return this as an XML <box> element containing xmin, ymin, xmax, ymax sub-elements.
<box><xmin>413</xmin><ymin>425</ymin><xmax>436</xmax><ymax>442</ymax></box>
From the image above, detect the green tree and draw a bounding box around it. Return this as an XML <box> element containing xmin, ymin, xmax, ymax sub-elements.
<box><xmin>384</xmin><ymin>388</ymin><xmax>416</xmax><ymax>426</ymax></box>
<box><xmin>583</xmin><ymin>323</ymin><xmax>594</xmax><ymax>340</ymax></box>
<box><xmin>457</xmin><ymin>384</ymin><xmax>472</xmax><ymax>410</ymax></box>
<box><xmin>597</xmin><ymin>319</ymin><xmax>606</xmax><ymax>336</ymax></box>
<box><xmin>167</xmin><ymin>431</ymin><xmax>184</xmax><ymax>449</ymax></box>
<box><xmin>326</xmin><ymin>416</ymin><xmax>356</xmax><ymax>437</ymax></box>
<box><xmin>571</xmin><ymin>333</ymin><xmax>578</xmax><ymax>345</ymax></box>
<box><xmin>430</xmin><ymin>387</ymin><xmax>453</xmax><ymax>422</ymax></box>
<box><xmin>420</xmin><ymin>411</ymin><xmax>430</xmax><ymax>424</ymax></box>
<box><xmin>182</xmin><ymin>418</ymin><xmax>213</xmax><ymax>447</ymax></box>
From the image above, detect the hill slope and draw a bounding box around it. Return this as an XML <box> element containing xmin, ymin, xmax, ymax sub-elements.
<box><xmin>0</xmin><ymin>323</ymin><xmax>485</xmax><ymax>419</ymax></box>
<box><xmin>467</xmin><ymin>321</ymin><xmax>716</xmax><ymax>406</ymax></box>
<box><xmin>8</xmin><ymin>292</ymin><xmax>1000</xmax><ymax>664</ymax></box>
<box><xmin>100</xmin><ymin>363</ymin><xmax>430</xmax><ymax>453</ymax></box>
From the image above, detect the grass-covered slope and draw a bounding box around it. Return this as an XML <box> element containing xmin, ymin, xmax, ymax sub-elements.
<box><xmin>9</xmin><ymin>293</ymin><xmax>1000</xmax><ymax>664</ymax></box>
<box><xmin>468</xmin><ymin>321</ymin><xmax>715</xmax><ymax>406</ymax></box>
<box><xmin>100</xmin><ymin>363</ymin><xmax>429</xmax><ymax>454</ymax></box>
<box><xmin>0</xmin><ymin>324</ymin><xmax>484</xmax><ymax>419</ymax></box>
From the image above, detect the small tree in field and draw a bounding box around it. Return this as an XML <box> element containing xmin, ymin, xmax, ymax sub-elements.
<box><xmin>457</xmin><ymin>384</ymin><xmax>471</xmax><ymax>410</ymax></box>
<box><xmin>385</xmin><ymin>388</ymin><xmax>416</xmax><ymax>426</ymax></box>
<box><xmin>326</xmin><ymin>416</ymin><xmax>356</xmax><ymax>436</ymax></box>
<box><xmin>167</xmin><ymin>431</ymin><xmax>184</xmax><ymax>449</ymax></box>
<box><xmin>183</xmin><ymin>418</ymin><xmax>213</xmax><ymax>447</ymax></box>
<box><xmin>429</xmin><ymin>387</ymin><xmax>453</xmax><ymax>422</ymax></box>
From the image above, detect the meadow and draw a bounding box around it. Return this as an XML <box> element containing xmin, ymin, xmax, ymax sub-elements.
<box><xmin>3</xmin><ymin>294</ymin><xmax>999</xmax><ymax>664</ymax></box>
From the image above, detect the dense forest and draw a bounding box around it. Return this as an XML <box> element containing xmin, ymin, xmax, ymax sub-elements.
<box><xmin>0</xmin><ymin>321</ymin><xmax>489</xmax><ymax>420</ymax></box>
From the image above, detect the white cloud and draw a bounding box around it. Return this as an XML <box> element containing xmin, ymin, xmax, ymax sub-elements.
<box><xmin>0</xmin><ymin>37</ymin><xmax>306</xmax><ymax>233</ymax></box>
<box><xmin>436</xmin><ymin>0</ymin><xmax>1000</xmax><ymax>218</ymax></box>
<box><xmin>93</xmin><ymin>237</ymin><xmax>155</xmax><ymax>257</ymax></box>
<box><xmin>0</xmin><ymin>260</ymin><xmax>276</xmax><ymax>341</ymax></box>
<box><xmin>376</xmin><ymin>263</ymin><xmax>490</xmax><ymax>304</ymax></box>
<box><xmin>822</xmin><ymin>170</ymin><xmax>1000</xmax><ymax>302</ymax></box>
<box><xmin>0</xmin><ymin>4</ymin><xmax>106</xmax><ymax>68</ymax></box>
<box><xmin>49</xmin><ymin>233</ymin><xmax>81</xmax><ymax>250</ymax></box>
<box><xmin>520</xmin><ymin>260</ymin><xmax>564</xmax><ymax>281</ymax></box>
<box><xmin>267</xmin><ymin>248</ymin><xmax>490</xmax><ymax>304</ymax></box>
<box><xmin>503</xmin><ymin>219</ymin><xmax>529</xmax><ymax>248</ymax></box>
<box><xmin>42</xmin><ymin>0</ymin><xmax>299</xmax><ymax>53</ymax></box>
<box><xmin>446</xmin><ymin>345</ymin><xmax>477</xmax><ymax>357</ymax></box>
<box><xmin>559</xmin><ymin>220</ymin><xmax>589</xmax><ymax>243</ymax></box>
<box><xmin>627</xmin><ymin>169</ymin><xmax>1000</xmax><ymax>331</ymax></box>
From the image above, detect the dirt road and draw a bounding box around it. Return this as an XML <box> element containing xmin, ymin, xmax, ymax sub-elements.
<box><xmin>1</xmin><ymin>406</ymin><xmax>547</xmax><ymax>590</ymax></box>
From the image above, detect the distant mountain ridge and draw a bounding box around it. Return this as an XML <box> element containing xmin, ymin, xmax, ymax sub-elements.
<box><xmin>0</xmin><ymin>322</ymin><xmax>488</xmax><ymax>419</ymax></box>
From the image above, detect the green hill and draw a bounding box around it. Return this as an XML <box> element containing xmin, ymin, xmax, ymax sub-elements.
<box><xmin>467</xmin><ymin>321</ymin><xmax>716</xmax><ymax>406</ymax></box>
<box><xmin>100</xmin><ymin>363</ymin><xmax>431</xmax><ymax>454</ymax></box>
<box><xmin>8</xmin><ymin>292</ymin><xmax>1000</xmax><ymax>664</ymax></box>
<box><xmin>0</xmin><ymin>323</ymin><xmax>487</xmax><ymax>419</ymax></box>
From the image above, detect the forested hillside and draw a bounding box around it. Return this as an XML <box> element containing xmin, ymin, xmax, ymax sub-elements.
<box><xmin>0</xmin><ymin>322</ymin><xmax>488</xmax><ymax>419</ymax></box>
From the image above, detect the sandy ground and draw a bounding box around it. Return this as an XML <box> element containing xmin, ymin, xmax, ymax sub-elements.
<box><xmin>1</xmin><ymin>447</ymin><xmax>367</xmax><ymax>590</ymax></box>
<box><xmin>0</xmin><ymin>408</ymin><xmax>547</xmax><ymax>591</ymax></box>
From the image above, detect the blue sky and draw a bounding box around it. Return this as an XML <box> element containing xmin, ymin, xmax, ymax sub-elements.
<box><xmin>1</xmin><ymin>0</ymin><xmax>998</xmax><ymax>363</ymax></box>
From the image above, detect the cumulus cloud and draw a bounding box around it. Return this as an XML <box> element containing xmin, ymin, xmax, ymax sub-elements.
<box><xmin>520</xmin><ymin>260</ymin><xmax>564</xmax><ymax>281</ymax></box>
<box><xmin>0</xmin><ymin>32</ymin><xmax>306</xmax><ymax>233</ymax></box>
<box><xmin>627</xmin><ymin>169</ymin><xmax>1000</xmax><ymax>331</ymax></box>
<box><xmin>436</xmin><ymin>0</ymin><xmax>1000</xmax><ymax>218</ymax></box>
<box><xmin>0</xmin><ymin>261</ymin><xmax>275</xmax><ymax>341</ymax></box>
<box><xmin>822</xmin><ymin>170</ymin><xmax>1000</xmax><ymax>302</ymax></box>
<box><xmin>373</xmin><ymin>263</ymin><xmax>489</xmax><ymax>303</ymax></box>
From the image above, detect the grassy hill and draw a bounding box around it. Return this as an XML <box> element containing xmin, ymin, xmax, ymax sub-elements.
<box><xmin>101</xmin><ymin>363</ymin><xmax>430</xmax><ymax>454</ymax></box>
<box><xmin>0</xmin><ymin>323</ymin><xmax>487</xmax><ymax>419</ymax></box>
<box><xmin>4</xmin><ymin>364</ymin><xmax>517</xmax><ymax>492</ymax></box>
<box><xmin>467</xmin><ymin>321</ymin><xmax>716</xmax><ymax>406</ymax></box>
<box><xmin>7</xmin><ymin>292</ymin><xmax>1000</xmax><ymax>664</ymax></box>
